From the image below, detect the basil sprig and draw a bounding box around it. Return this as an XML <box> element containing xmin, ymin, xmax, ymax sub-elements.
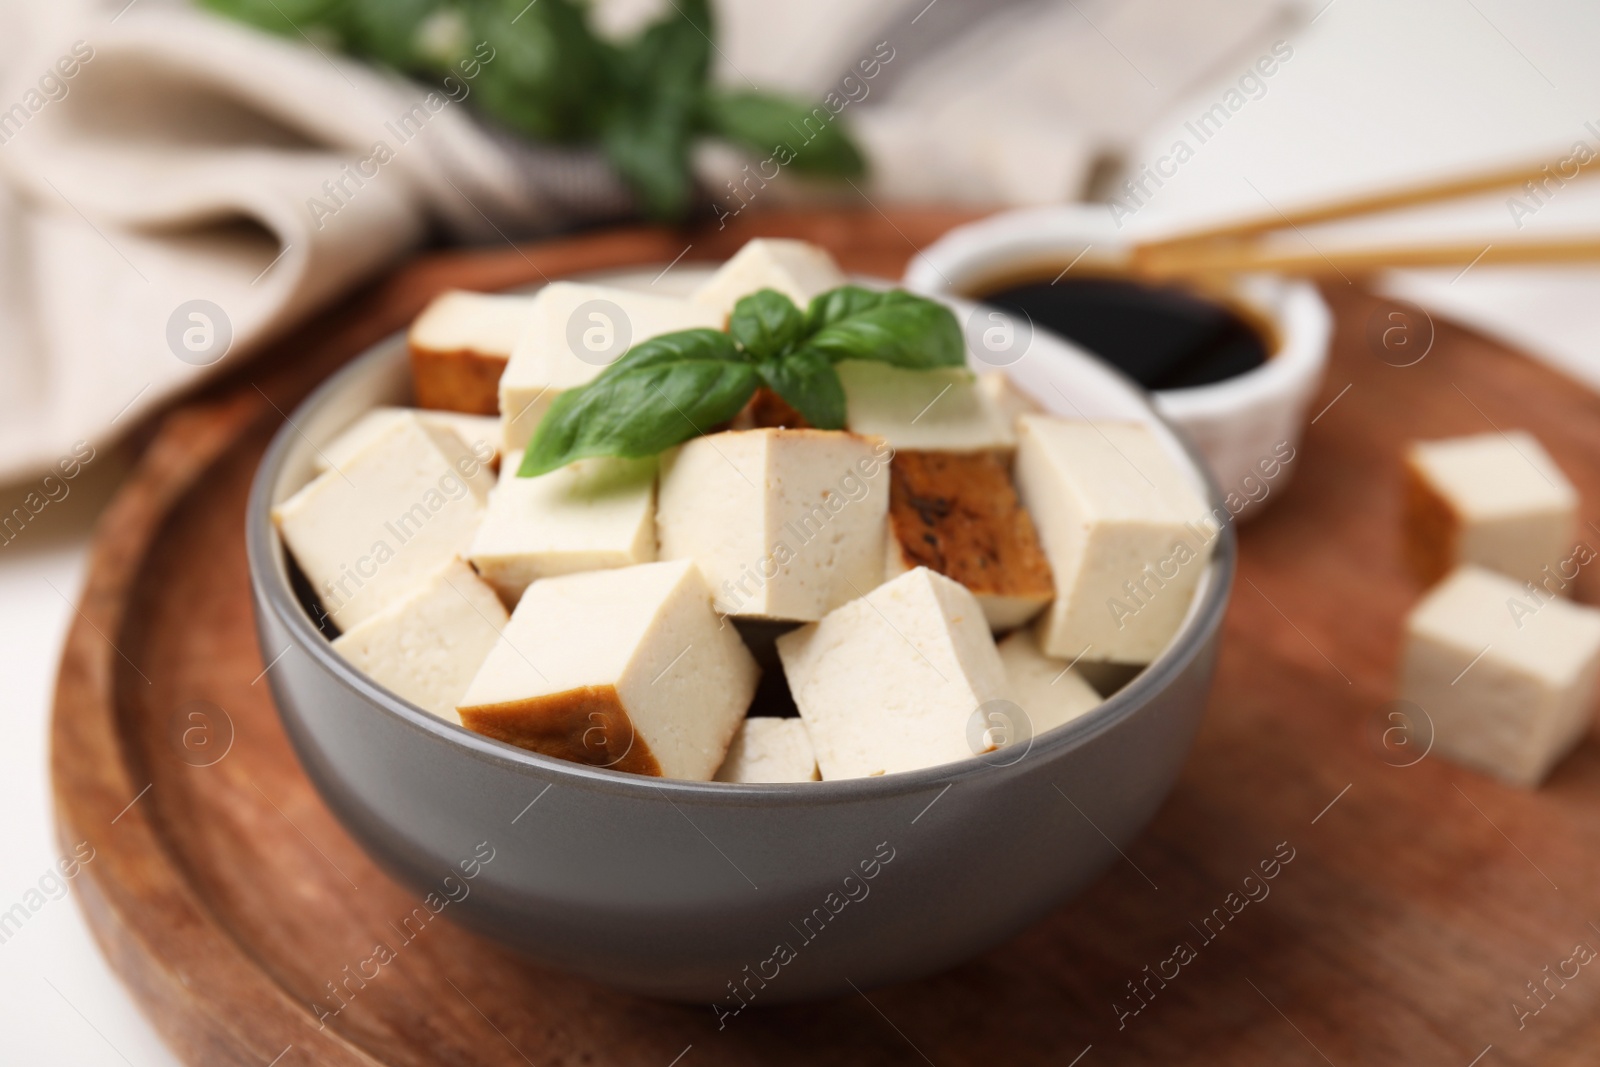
<box><xmin>200</xmin><ymin>0</ymin><xmax>864</xmax><ymax>221</ymax></box>
<box><xmin>518</xmin><ymin>286</ymin><xmax>963</xmax><ymax>478</ymax></box>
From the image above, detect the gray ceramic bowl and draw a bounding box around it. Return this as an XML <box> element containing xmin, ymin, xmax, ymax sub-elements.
<box><xmin>246</xmin><ymin>280</ymin><xmax>1236</xmax><ymax>1004</ymax></box>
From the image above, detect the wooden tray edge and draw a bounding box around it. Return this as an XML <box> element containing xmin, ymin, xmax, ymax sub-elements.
<box><xmin>50</xmin><ymin>394</ymin><xmax>383</xmax><ymax>1066</ymax></box>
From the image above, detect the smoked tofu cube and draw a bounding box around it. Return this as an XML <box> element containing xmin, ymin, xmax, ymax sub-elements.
<box><xmin>409</xmin><ymin>290</ymin><xmax>534</xmax><ymax>414</ymax></box>
<box><xmin>691</xmin><ymin>238</ymin><xmax>846</xmax><ymax>321</ymax></box>
<box><xmin>1400</xmin><ymin>565</ymin><xmax>1600</xmax><ymax>787</ymax></box>
<box><xmin>499</xmin><ymin>282</ymin><xmax>722</xmax><ymax>452</ymax></box>
<box><xmin>1404</xmin><ymin>431</ymin><xmax>1578</xmax><ymax>587</ymax></box>
<box><xmin>997</xmin><ymin>628</ymin><xmax>1103</xmax><ymax>739</ymax></box>
<box><xmin>884</xmin><ymin>450</ymin><xmax>1054</xmax><ymax>631</ymax></box>
<box><xmin>457</xmin><ymin>560</ymin><xmax>759</xmax><ymax>780</ymax></box>
<box><xmin>331</xmin><ymin>558</ymin><xmax>507</xmax><ymax>722</ymax></box>
<box><xmin>656</xmin><ymin>428</ymin><xmax>890</xmax><ymax>622</ymax></box>
<box><xmin>316</xmin><ymin>407</ymin><xmax>499</xmax><ymax>475</ymax></box>
<box><xmin>467</xmin><ymin>452</ymin><xmax>657</xmax><ymax>607</ymax></box>
<box><xmin>1014</xmin><ymin>415</ymin><xmax>1217</xmax><ymax>664</ymax></box>
<box><xmin>729</xmin><ymin>387</ymin><xmax>811</xmax><ymax>430</ymax></box>
<box><xmin>273</xmin><ymin>413</ymin><xmax>494</xmax><ymax>629</ymax></box>
<box><xmin>713</xmin><ymin>718</ymin><xmax>820</xmax><ymax>783</ymax></box>
<box><xmin>838</xmin><ymin>362</ymin><xmax>1017</xmax><ymax>452</ymax></box>
<box><xmin>776</xmin><ymin>567</ymin><xmax>1008</xmax><ymax>779</ymax></box>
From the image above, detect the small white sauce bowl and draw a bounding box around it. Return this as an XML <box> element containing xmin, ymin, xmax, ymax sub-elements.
<box><xmin>904</xmin><ymin>206</ymin><xmax>1333</xmax><ymax>518</ymax></box>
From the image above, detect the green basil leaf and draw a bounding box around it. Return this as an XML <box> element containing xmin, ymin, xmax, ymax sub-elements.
<box><xmin>729</xmin><ymin>289</ymin><xmax>804</xmax><ymax>360</ymax></box>
<box><xmin>699</xmin><ymin>90</ymin><xmax>866</xmax><ymax>176</ymax></box>
<box><xmin>519</xmin><ymin>329</ymin><xmax>756</xmax><ymax>476</ymax></box>
<box><xmin>804</xmin><ymin>285</ymin><xmax>898</xmax><ymax>332</ymax></box>
<box><xmin>340</xmin><ymin>0</ymin><xmax>439</xmax><ymax>71</ymax></box>
<box><xmin>757</xmin><ymin>350</ymin><xmax>846</xmax><ymax>430</ymax></box>
<box><xmin>801</xmin><ymin>286</ymin><xmax>966</xmax><ymax>370</ymax></box>
<box><xmin>600</xmin><ymin>111</ymin><xmax>694</xmax><ymax>221</ymax></box>
<box><xmin>519</xmin><ymin>362</ymin><xmax>758</xmax><ymax>476</ymax></box>
<box><xmin>467</xmin><ymin>0</ymin><xmax>614</xmax><ymax>142</ymax></box>
<box><xmin>623</xmin><ymin>0</ymin><xmax>713</xmax><ymax>80</ymax></box>
<box><xmin>598</xmin><ymin>0</ymin><xmax>712</xmax><ymax>220</ymax></box>
<box><xmin>602</xmin><ymin>327</ymin><xmax>740</xmax><ymax>373</ymax></box>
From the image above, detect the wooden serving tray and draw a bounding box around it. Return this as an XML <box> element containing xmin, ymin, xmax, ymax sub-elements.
<box><xmin>52</xmin><ymin>210</ymin><xmax>1600</xmax><ymax>1066</ymax></box>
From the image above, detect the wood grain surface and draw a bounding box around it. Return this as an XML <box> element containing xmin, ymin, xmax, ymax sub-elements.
<box><xmin>51</xmin><ymin>209</ymin><xmax>1600</xmax><ymax>1066</ymax></box>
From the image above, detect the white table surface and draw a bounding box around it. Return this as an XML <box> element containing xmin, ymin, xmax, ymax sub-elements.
<box><xmin>0</xmin><ymin>443</ymin><xmax>183</xmax><ymax>1066</ymax></box>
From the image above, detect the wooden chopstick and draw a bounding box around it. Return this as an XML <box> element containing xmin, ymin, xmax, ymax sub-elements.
<box><xmin>1133</xmin><ymin>154</ymin><xmax>1600</xmax><ymax>255</ymax></box>
<box><xmin>1131</xmin><ymin>235</ymin><xmax>1600</xmax><ymax>281</ymax></box>
<box><xmin>1127</xmin><ymin>149</ymin><xmax>1600</xmax><ymax>279</ymax></box>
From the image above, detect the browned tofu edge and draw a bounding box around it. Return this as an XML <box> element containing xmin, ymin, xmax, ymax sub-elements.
<box><xmin>409</xmin><ymin>344</ymin><xmax>507</xmax><ymax>416</ymax></box>
<box><xmin>729</xmin><ymin>387</ymin><xmax>812</xmax><ymax>431</ymax></box>
<box><xmin>887</xmin><ymin>450</ymin><xmax>1055</xmax><ymax>600</ymax></box>
<box><xmin>458</xmin><ymin>685</ymin><xmax>663</xmax><ymax>776</ymax></box>
<box><xmin>1402</xmin><ymin>450</ymin><xmax>1461</xmax><ymax>587</ymax></box>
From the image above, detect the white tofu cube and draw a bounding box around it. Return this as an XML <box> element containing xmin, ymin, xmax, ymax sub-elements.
<box><xmin>690</xmin><ymin>238</ymin><xmax>846</xmax><ymax>321</ymax></box>
<box><xmin>457</xmin><ymin>560</ymin><xmax>759</xmax><ymax>780</ymax></box>
<box><xmin>331</xmin><ymin>557</ymin><xmax>507</xmax><ymax>723</ymax></box>
<box><xmin>978</xmin><ymin>372</ymin><xmax>1044</xmax><ymax>431</ymax></box>
<box><xmin>468</xmin><ymin>452</ymin><xmax>657</xmax><ymax>607</ymax></box>
<box><xmin>1400</xmin><ymin>565</ymin><xmax>1600</xmax><ymax>786</ymax></box>
<box><xmin>408</xmin><ymin>290</ymin><xmax>534</xmax><ymax>414</ymax></box>
<box><xmin>838</xmin><ymin>362</ymin><xmax>1016</xmax><ymax>452</ymax></box>
<box><xmin>1014</xmin><ymin>415</ymin><xmax>1217</xmax><ymax>664</ymax></box>
<box><xmin>499</xmin><ymin>282</ymin><xmax>723</xmax><ymax>452</ymax></box>
<box><xmin>776</xmin><ymin>567</ymin><xmax>1008</xmax><ymax>779</ymax></box>
<box><xmin>1404</xmin><ymin>431</ymin><xmax>1578</xmax><ymax>587</ymax></box>
<box><xmin>316</xmin><ymin>407</ymin><xmax>499</xmax><ymax>475</ymax></box>
<box><xmin>411</xmin><ymin>289</ymin><xmax>532</xmax><ymax>360</ymax></box>
<box><xmin>273</xmin><ymin>413</ymin><xmax>494</xmax><ymax>629</ymax></box>
<box><xmin>713</xmin><ymin>718</ymin><xmax>820</xmax><ymax>783</ymax></box>
<box><xmin>997</xmin><ymin>628</ymin><xmax>1103</xmax><ymax>739</ymax></box>
<box><xmin>656</xmin><ymin>428</ymin><xmax>890</xmax><ymax>621</ymax></box>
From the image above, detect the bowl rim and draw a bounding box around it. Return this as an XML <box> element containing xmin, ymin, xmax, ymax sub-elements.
<box><xmin>245</xmin><ymin>279</ymin><xmax>1237</xmax><ymax>807</ymax></box>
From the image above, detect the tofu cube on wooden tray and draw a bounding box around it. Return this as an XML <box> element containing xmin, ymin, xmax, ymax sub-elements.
<box><xmin>1400</xmin><ymin>566</ymin><xmax>1600</xmax><ymax>787</ymax></box>
<box><xmin>1393</xmin><ymin>427</ymin><xmax>1600</xmax><ymax>787</ymax></box>
<box><xmin>271</xmin><ymin>237</ymin><xmax>1228</xmax><ymax>784</ymax></box>
<box><xmin>1404</xmin><ymin>431</ymin><xmax>1579</xmax><ymax>587</ymax></box>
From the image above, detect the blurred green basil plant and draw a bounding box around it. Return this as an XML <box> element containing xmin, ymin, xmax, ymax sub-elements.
<box><xmin>200</xmin><ymin>0</ymin><xmax>866</xmax><ymax>221</ymax></box>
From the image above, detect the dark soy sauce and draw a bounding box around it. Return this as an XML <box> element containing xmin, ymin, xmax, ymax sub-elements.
<box><xmin>978</xmin><ymin>275</ymin><xmax>1270</xmax><ymax>390</ymax></box>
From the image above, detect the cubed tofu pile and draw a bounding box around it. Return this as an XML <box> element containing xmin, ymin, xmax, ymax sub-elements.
<box><xmin>272</xmin><ymin>240</ymin><xmax>1221</xmax><ymax>782</ymax></box>
<box><xmin>1398</xmin><ymin>430</ymin><xmax>1600</xmax><ymax>786</ymax></box>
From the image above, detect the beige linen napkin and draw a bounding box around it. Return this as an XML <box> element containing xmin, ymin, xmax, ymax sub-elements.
<box><xmin>0</xmin><ymin>3</ymin><xmax>628</xmax><ymax>483</ymax></box>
